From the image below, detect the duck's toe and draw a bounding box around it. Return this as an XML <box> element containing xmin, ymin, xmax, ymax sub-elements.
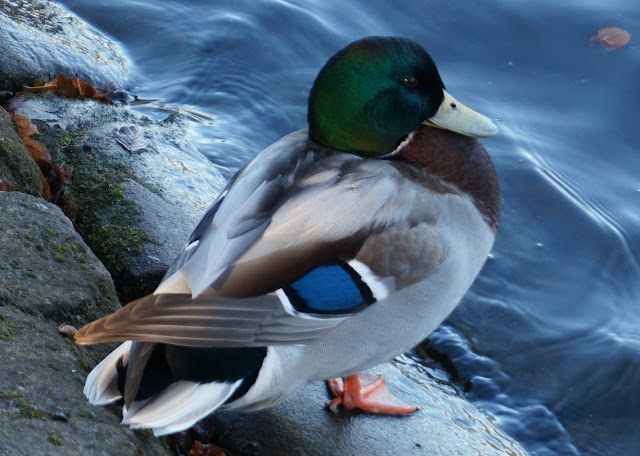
<box><xmin>325</xmin><ymin>373</ymin><xmax>417</xmax><ymax>415</ymax></box>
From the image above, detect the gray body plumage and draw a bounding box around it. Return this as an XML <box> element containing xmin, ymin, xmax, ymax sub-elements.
<box><xmin>227</xmin><ymin>130</ymin><xmax>496</xmax><ymax>410</ymax></box>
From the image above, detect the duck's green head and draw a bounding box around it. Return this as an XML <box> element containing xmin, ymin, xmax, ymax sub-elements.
<box><xmin>308</xmin><ymin>36</ymin><xmax>497</xmax><ymax>156</ymax></box>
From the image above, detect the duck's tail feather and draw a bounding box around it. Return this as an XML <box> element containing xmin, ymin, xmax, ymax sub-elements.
<box><xmin>124</xmin><ymin>341</ymin><xmax>155</xmax><ymax>407</ymax></box>
<box><xmin>122</xmin><ymin>379</ymin><xmax>243</xmax><ymax>436</ymax></box>
<box><xmin>83</xmin><ymin>341</ymin><xmax>132</xmax><ymax>405</ymax></box>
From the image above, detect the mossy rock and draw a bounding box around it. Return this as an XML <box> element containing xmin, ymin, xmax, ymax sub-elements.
<box><xmin>0</xmin><ymin>191</ymin><xmax>119</xmax><ymax>323</ymax></box>
<box><xmin>0</xmin><ymin>107</ymin><xmax>43</xmax><ymax>197</ymax></box>
<box><xmin>7</xmin><ymin>96</ymin><xmax>225</xmax><ymax>302</ymax></box>
<box><xmin>0</xmin><ymin>0</ymin><xmax>130</xmax><ymax>92</ymax></box>
<box><xmin>0</xmin><ymin>306</ymin><xmax>171</xmax><ymax>456</ymax></box>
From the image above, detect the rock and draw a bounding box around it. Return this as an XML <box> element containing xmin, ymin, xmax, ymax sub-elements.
<box><xmin>4</xmin><ymin>95</ymin><xmax>226</xmax><ymax>302</ymax></box>
<box><xmin>0</xmin><ymin>191</ymin><xmax>119</xmax><ymax>323</ymax></box>
<box><xmin>0</xmin><ymin>192</ymin><xmax>170</xmax><ymax>455</ymax></box>
<box><xmin>0</xmin><ymin>307</ymin><xmax>170</xmax><ymax>456</ymax></box>
<box><xmin>0</xmin><ymin>107</ymin><xmax>43</xmax><ymax>197</ymax></box>
<box><xmin>0</xmin><ymin>0</ymin><xmax>131</xmax><ymax>92</ymax></box>
<box><xmin>116</xmin><ymin>178</ymin><xmax>199</xmax><ymax>299</ymax></box>
<box><xmin>214</xmin><ymin>358</ymin><xmax>528</xmax><ymax>456</ymax></box>
<box><xmin>57</xmin><ymin>324</ymin><xmax>77</xmax><ymax>339</ymax></box>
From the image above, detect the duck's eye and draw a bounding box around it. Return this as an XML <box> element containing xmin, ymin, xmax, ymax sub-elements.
<box><xmin>450</xmin><ymin>102</ymin><xmax>457</xmax><ymax>109</ymax></box>
<box><xmin>402</xmin><ymin>76</ymin><xmax>417</xmax><ymax>88</ymax></box>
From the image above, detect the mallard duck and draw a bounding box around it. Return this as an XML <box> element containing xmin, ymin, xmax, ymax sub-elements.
<box><xmin>75</xmin><ymin>36</ymin><xmax>500</xmax><ymax>436</ymax></box>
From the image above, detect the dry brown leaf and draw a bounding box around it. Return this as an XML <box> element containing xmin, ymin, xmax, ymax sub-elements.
<box><xmin>19</xmin><ymin>72</ymin><xmax>114</xmax><ymax>104</ymax></box>
<box><xmin>13</xmin><ymin>113</ymin><xmax>38</xmax><ymax>136</ymax></box>
<box><xmin>40</xmin><ymin>173</ymin><xmax>51</xmax><ymax>200</ymax></box>
<box><xmin>26</xmin><ymin>138</ymin><xmax>51</xmax><ymax>162</ymax></box>
<box><xmin>0</xmin><ymin>180</ymin><xmax>10</xmax><ymax>192</ymax></box>
<box><xmin>188</xmin><ymin>441</ymin><xmax>226</xmax><ymax>456</ymax></box>
<box><xmin>9</xmin><ymin>108</ymin><xmax>75</xmax><ymax>204</ymax></box>
<box><xmin>12</xmin><ymin>114</ymin><xmax>51</xmax><ymax>162</ymax></box>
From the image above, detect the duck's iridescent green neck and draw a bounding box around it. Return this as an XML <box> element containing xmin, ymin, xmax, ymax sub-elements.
<box><xmin>307</xmin><ymin>37</ymin><xmax>445</xmax><ymax>156</ymax></box>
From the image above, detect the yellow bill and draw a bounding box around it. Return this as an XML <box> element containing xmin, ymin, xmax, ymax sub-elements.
<box><xmin>423</xmin><ymin>90</ymin><xmax>498</xmax><ymax>138</ymax></box>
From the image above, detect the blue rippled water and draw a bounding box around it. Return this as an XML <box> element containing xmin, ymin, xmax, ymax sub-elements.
<box><xmin>57</xmin><ymin>1</ymin><xmax>640</xmax><ymax>454</ymax></box>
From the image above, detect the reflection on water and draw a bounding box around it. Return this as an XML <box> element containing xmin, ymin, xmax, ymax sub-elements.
<box><xmin>392</xmin><ymin>355</ymin><xmax>528</xmax><ymax>456</ymax></box>
<box><xmin>56</xmin><ymin>0</ymin><xmax>640</xmax><ymax>454</ymax></box>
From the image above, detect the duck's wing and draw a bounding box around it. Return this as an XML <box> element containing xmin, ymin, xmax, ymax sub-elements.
<box><xmin>75</xmin><ymin>130</ymin><xmax>448</xmax><ymax>348</ymax></box>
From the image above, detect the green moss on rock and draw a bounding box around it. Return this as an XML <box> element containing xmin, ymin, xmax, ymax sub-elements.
<box><xmin>48</xmin><ymin>433</ymin><xmax>62</xmax><ymax>446</ymax></box>
<box><xmin>0</xmin><ymin>192</ymin><xmax>120</xmax><ymax>321</ymax></box>
<box><xmin>35</xmin><ymin>121</ymin><xmax>153</xmax><ymax>301</ymax></box>
<box><xmin>18</xmin><ymin>400</ymin><xmax>49</xmax><ymax>420</ymax></box>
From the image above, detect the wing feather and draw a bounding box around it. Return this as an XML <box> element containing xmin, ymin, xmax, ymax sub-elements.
<box><xmin>75</xmin><ymin>292</ymin><xmax>345</xmax><ymax>347</ymax></box>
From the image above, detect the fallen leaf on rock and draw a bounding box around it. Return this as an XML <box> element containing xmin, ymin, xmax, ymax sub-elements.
<box><xmin>115</xmin><ymin>125</ymin><xmax>149</xmax><ymax>153</ymax></box>
<box><xmin>40</xmin><ymin>173</ymin><xmax>51</xmax><ymax>200</ymax></box>
<box><xmin>38</xmin><ymin>160</ymin><xmax>62</xmax><ymax>192</ymax></box>
<box><xmin>188</xmin><ymin>441</ymin><xmax>226</xmax><ymax>456</ymax></box>
<box><xmin>12</xmin><ymin>114</ymin><xmax>51</xmax><ymax>162</ymax></box>
<box><xmin>590</xmin><ymin>27</ymin><xmax>631</xmax><ymax>50</ymax></box>
<box><xmin>12</xmin><ymin>113</ymin><xmax>38</xmax><ymax>136</ymax></box>
<box><xmin>38</xmin><ymin>160</ymin><xmax>72</xmax><ymax>200</ymax></box>
<box><xmin>19</xmin><ymin>73</ymin><xmax>115</xmax><ymax>104</ymax></box>
<box><xmin>9</xmin><ymin>112</ymin><xmax>59</xmax><ymax>200</ymax></box>
<box><xmin>0</xmin><ymin>180</ymin><xmax>10</xmax><ymax>192</ymax></box>
<box><xmin>5</xmin><ymin>101</ymin><xmax>78</xmax><ymax>212</ymax></box>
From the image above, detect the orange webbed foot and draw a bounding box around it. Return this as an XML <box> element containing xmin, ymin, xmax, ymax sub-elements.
<box><xmin>326</xmin><ymin>373</ymin><xmax>417</xmax><ymax>415</ymax></box>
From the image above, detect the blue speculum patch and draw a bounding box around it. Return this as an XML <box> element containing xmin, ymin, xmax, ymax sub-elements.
<box><xmin>283</xmin><ymin>263</ymin><xmax>375</xmax><ymax>314</ymax></box>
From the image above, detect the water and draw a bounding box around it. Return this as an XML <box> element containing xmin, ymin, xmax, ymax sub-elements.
<box><xmin>55</xmin><ymin>1</ymin><xmax>640</xmax><ymax>454</ymax></box>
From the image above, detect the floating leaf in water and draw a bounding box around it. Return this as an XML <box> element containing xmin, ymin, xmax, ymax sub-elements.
<box><xmin>590</xmin><ymin>27</ymin><xmax>631</xmax><ymax>50</ymax></box>
<box><xmin>115</xmin><ymin>125</ymin><xmax>149</xmax><ymax>154</ymax></box>
<box><xmin>19</xmin><ymin>73</ymin><xmax>115</xmax><ymax>104</ymax></box>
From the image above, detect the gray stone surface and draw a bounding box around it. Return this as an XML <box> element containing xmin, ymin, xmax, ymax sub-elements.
<box><xmin>0</xmin><ymin>0</ymin><xmax>131</xmax><ymax>92</ymax></box>
<box><xmin>0</xmin><ymin>192</ymin><xmax>170</xmax><ymax>456</ymax></box>
<box><xmin>215</xmin><ymin>358</ymin><xmax>528</xmax><ymax>456</ymax></box>
<box><xmin>0</xmin><ymin>106</ymin><xmax>42</xmax><ymax>197</ymax></box>
<box><xmin>0</xmin><ymin>307</ymin><xmax>170</xmax><ymax>456</ymax></box>
<box><xmin>119</xmin><ymin>178</ymin><xmax>197</xmax><ymax>294</ymax></box>
<box><xmin>4</xmin><ymin>95</ymin><xmax>225</xmax><ymax>301</ymax></box>
<box><xmin>0</xmin><ymin>192</ymin><xmax>119</xmax><ymax>323</ymax></box>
